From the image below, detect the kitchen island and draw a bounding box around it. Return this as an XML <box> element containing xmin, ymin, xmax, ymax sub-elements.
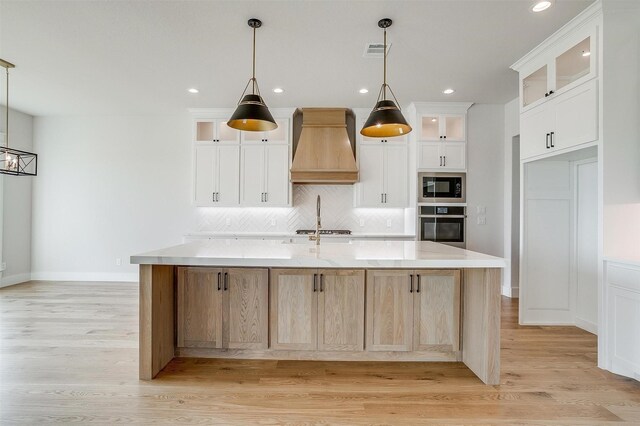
<box><xmin>131</xmin><ymin>239</ymin><xmax>505</xmax><ymax>384</ymax></box>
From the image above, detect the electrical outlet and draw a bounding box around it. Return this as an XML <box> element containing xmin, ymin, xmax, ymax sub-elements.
<box><xmin>386</xmin><ymin>219</ymin><xmax>392</xmax><ymax>228</ymax></box>
<box><xmin>359</xmin><ymin>219</ymin><xmax>365</xmax><ymax>227</ymax></box>
<box><xmin>116</xmin><ymin>258</ymin><xmax>122</xmax><ymax>266</ymax></box>
<box><xmin>0</xmin><ymin>262</ymin><xmax>6</xmax><ymax>271</ymax></box>
<box><xmin>477</xmin><ymin>216</ymin><xmax>486</xmax><ymax>225</ymax></box>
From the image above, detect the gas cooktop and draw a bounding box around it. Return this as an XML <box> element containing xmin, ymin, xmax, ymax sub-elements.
<box><xmin>295</xmin><ymin>229</ymin><xmax>352</xmax><ymax>235</ymax></box>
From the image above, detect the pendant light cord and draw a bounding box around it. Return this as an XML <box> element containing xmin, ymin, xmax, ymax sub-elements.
<box><xmin>5</xmin><ymin>67</ymin><xmax>8</xmax><ymax>148</ymax></box>
<box><xmin>252</xmin><ymin>26</ymin><xmax>256</xmax><ymax>94</ymax></box>
<box><xmin>383</xmin><ymin>28</ymin><xmax>387</xmax><ymax>100</ymax></box>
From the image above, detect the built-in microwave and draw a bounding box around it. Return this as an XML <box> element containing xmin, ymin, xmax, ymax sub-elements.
<box><xmin>418</xmin><ymin>172</ymin><xmax>465</xmax><ymax>203</ymax></box>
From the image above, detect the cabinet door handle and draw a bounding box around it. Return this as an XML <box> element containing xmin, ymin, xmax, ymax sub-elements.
<box><xmin>439</xmin><ymin>156</ymin><xmax>443</xmax><ymax>166</ymax></box>
<box><xmin>443</xmin><ymin>135</ymin><xmax>446</xmax><ymax>139</ymax></box>
<box><xmin>213</xmin><ymin>193</ymin><xmax>216</xmax><ymax>202</ymax></box>
<box><xmin>224</xmin><ymin>272</ymin><xmax>228</xmax><ymax>291</ymax></box>
<box><xmin>384</xmin><ymin>193</ymin><xmax>387</xmax><ymax>203</ymax></box>
<box><xmin>217</xmin><ymin>192</ymin><xmax>220</xmax><ymax>202</ymax></box>
<box><xmin>410</xmin><ymin>274</ymin><xmax>414</xmax><ymax>293</ymax></box>
<box><xmin>416</xmin><ymin>274</ymin><xmax>421</xmax><ymax>293</ymax></box>
<box><xmin>320</xmin><ymin>274</ymin><xmax>324</xmax><ymax>292</ymax></box>
<box><xmin>313</xmin><ymin>274</ymin><xmax>317</xmax><ymax>292</ymax></box>
<box><xmin>546</xmin><ymin>133</ymin><xmax>550</xmax><ymax>149</ymax></box>
<box><xmin>381</xmin><ymin>193</ymin><xmax>384</xmax><ymax>203</ymax></box>
<box><xmin>545</xmin><ymin>92</ymin><xmax>549</xmax><ymax>97</ymax></box>
<box><xmin>550</xmin><ymin>132</ymin><xmax>555</xmax><ymax>148</ymax></box>
<box><xmin>217</xmin><ymin>272</ymin><xmax>221</xmax><ymax>291</ymax></box>
<box><xmin>265</xmin><ymin>193</ymin><xmax>268</xmax><ymax>202</ymax></box>
<box><xmin>549</xmin><ymin>90</ymin><xmax>554</xmax><ymax>96</ymax></box>
<box><xmin>443</xmin><ymin>156</ymin><xmax>446</xmax><ymax>167</ymax></box>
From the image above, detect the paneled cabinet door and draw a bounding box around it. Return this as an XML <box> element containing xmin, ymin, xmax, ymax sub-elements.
<box><xmin>270</xmin><ymin>269</ymin><xmax>318</xmax><ymax>350</ymax></box>
<box><xmin>357</xmin><ymin>144</ymin><xmax>385</xmax><ymax>206</ymax></box>
<box><xmin>194</xmin><ymin>119</ymin><xmax>240</xmax><ymax>144</ymax></box>
<box><xmin>216</xmin><ymin>145</ymin><xmax>241</xmax><ymax>206</ymax></box>
<box><xmin>317</xmin><ymin>269</ymin><xmax>365</xmax><ymax>351</ymax></box>
<box><xmin>520</xmin><ymin>103</ymin><xmax>553</xmax><ymax>160</ymax></box>
<box><xmin>195</xmin><ymin>145</ymin><xmax>240</xmax><ymax>206</ymax></box>
<box><xmin>413</xmin><ymin>270</ymin><xmax>461</xmax><ymax>352</ymax></box>
<box><xmin>553</xmin><ymin>80</ymin><xmax>598</xmax><ymax>152</ymax></box>
<box><xmin>365</xmin><ymin>270</ymin><xmax>414</xmax><ymax>351</ymax></box>
<box><xmin>441</xmin><ymin>142</ymin><xmax>466</xmax><ymax>170</ymax></box>
<box><xmin>223</xmin><ymin>268</ymin><xmax>269</xmax><ymax>349</ymax></box>
<box><xmin>241</xmin><ymin>118</ymin><xmax>289</xmax><ymax>144</ymax></box>
<box><xmin>264</xmin><ymin>144</ymin><xmax>289</xmax><ymax>206</ymax></box>
<box><xmin>383</xmin><ymin>145</ymin><xmax>408</xmax><ymax>207</ymax></box>
<box><xmin>240</xmin><ymin>145</ymin><xmax>265</xmax><ymax>204</ymax></box>
<box><xmin>177</xmin><ymin>267</ymin><xmax>224</xmax><ymax>348</ymax></box>
<box><xmin>418</xmin><ymin>142</ymin><xmax>442</xmax><ymax>169</ymax></box>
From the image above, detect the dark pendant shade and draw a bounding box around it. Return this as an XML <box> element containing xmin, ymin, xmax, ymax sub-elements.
<box><xmin>227</xmin><ymin>93</ymin><xmax>277</xmax><ymax>132</ymax></box>
<box><xmin>361</xmin><ymin>99</ymin><xmax>412</xmax><ymax>138</ymax></box>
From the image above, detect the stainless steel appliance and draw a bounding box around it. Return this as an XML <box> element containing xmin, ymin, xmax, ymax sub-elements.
<box><xmin>418</xmin><ymin>172</ymin><xmax>465</xmax><ymax>203</ymax></box>
<box><xmin>418</xmin><ymin>205</ymin><xmax>466</xmax><ymax>248</ymax></box>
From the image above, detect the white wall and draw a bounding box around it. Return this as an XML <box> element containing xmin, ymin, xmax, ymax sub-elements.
<box><xmin>0</xmin><ymin>107</ymin><xmax>34</xmax><ymax>287</ymax></box>
<box><xmin>503</xmin><ymin>97</ymin><xmax>520</xmax><ymax>297</ymax></box>
<box><xmin>31</xmin><ymin>115</ymin><xmax>194</xmax><ymax>281</ymax></box>
<box><xmin>465</xmin><ymin>104</ymin><xmax>505</xmax><ymax>258</ymax></box>
<box><xmin>602</xmin><ymin>0</ymin><xmax>640</xmax><ymax>260</ymax></box>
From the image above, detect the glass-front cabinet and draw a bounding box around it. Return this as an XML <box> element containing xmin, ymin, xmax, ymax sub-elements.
<box><xmin>418</xmin><ymin>114</ymin><xmax>465</xmax><ymax>142</ymax></box>
<box><xmin>194</xmin><ymin>119</ymin><xmax>240</xmax><ymax>144</ymax></box>
<box><xmin>520</xmin><ymin>28</ymin><xmax>596</xmax><ymax>111</ymax></box>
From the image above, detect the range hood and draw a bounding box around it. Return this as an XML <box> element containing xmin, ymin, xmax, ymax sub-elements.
<box><xmin>290</xmin><ymin>108</ymin><xmax>359</xmax><ymax>184</ymax></box>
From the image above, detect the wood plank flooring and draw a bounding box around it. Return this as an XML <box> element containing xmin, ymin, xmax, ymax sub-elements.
<box><xmin>1</xmin><ymin>280</ymin><xmax>638</xmax><ymax>424</ymax></box>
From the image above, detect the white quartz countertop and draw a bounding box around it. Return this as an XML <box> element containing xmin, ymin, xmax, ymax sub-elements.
<box><xmin>185</xmin><ymin>232</ymin><xmax>416</xmax><ymax>239</ymax></box>
<box><xmin>131</xmin><ymin>239</ymin><xmax>505</xmax><ymax>269</ymax></box>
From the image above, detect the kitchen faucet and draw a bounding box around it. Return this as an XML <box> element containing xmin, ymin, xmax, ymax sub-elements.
<box><xmin>309</xmin><ymin>195</ymin><xmax>321</xmax><ymax>245</ymax></box>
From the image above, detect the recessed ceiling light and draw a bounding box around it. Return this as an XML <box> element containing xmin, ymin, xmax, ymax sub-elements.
<box><xmin>188</xmin><ymin>88</ymin><xmax>199</xmax><ymax>94</ymax></box>
<box><xmin>582</xmin><ymin>50</ymin><xmax>591</xmax><ymax>57</ymax></box>
<box><xmin>359</xmin><ymin>88</ymin><xmax>369</xmax><ymax>94</ymax></box>
<box><xmin>531</xmin><ymin>0</ymin><xmax>552</xmax><ymax>12</ymax></box>
<box><xmin>273</xmin><ymin>87</ymin><xmax>284</xmax><ymax>94</ymax></box>
<box><xmin>443</xmin><ymin>88</ymin><xmax>455</xmax><ymax>95</ymax></box>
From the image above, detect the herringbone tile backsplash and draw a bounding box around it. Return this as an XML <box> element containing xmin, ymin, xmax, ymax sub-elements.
<box><xmin>195</xmin><ymin>185</ymin><xmax>407</xmax><ymax>234</ymax></box>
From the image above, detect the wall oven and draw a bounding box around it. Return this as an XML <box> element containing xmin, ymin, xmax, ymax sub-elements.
<box><xmin>418</xmin><ymin>172</ymin><xmax>465</xmax><ymax>203</ymax></box>
<box><xmin>418</xmin><ymin>205</ymin><xmax>466</xmax><ymax>248</ymax></box>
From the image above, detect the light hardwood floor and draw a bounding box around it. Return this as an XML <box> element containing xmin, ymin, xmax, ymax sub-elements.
<box><xmin>1</xmin><ymin>280</ymin><xmax>639</xmax><ymax>425</ymax></box>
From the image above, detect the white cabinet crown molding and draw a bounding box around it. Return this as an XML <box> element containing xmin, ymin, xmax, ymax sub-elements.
<box><xmin>408</xmin><ymin>102</ymin><xmax>473</xmax><ymax>115</ymax></box>
<box><xmin>510</xmin><ymin>1</ymin><xmax>602</xmax><ymax>72</ymax></box>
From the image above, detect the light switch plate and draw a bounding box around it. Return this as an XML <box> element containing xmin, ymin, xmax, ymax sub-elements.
<box><xmin>359</xmin><ymin>219</ymin><xmax>365</xmax><ymax>227</ymax></box>
<box><xmin>477</xmin><ymin>216</ymin><xmax>486</xmax><ymax>225</ymax></box>
<box><xmin>115</xmin><ymin>258</ymin><xmax>122</xmax><ymax>266</ymax></box>
<box><xmin>386</xmin><ymin>219</ymin><xmax>392</xmax><ymax>228</ymax></box>
<box><xmin>0</xmin><ymin>262</ymin><xmax>6</xmax><ymax>271</ymax></box>
<box><xmin>476</xmin><ymin>205</ymin><xmax>486</xmax><ymax>214</ymax></box>
<box><xmin>226</xmin><ymin>218</ymin><xmax>231</xmax><ymax>226</ymax></box>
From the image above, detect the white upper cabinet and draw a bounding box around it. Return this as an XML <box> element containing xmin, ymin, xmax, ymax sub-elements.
<box><xmin>361</xmin><ymin>133</ymin><xmax>407</xmax><ymax>145</ymax></box>
<box><xmin>192</xmin><ymin>110</ymin><xmax>293</xmax><ymax>208</ymax></box>
<box><xmin>410</xmin><ymin>103</ymin><xmax>472</xmax><ymax>172</ymax></box>
<box><xmin>418</xmin><ymin>114</ymin><xmax>465</xmax><ymax>142</ymax></box>
<box><xmin>241</xmin><ymin>118</ymin><xmax>289</xmax><ymax>144</ymax></box>
<box><xmin>194</xmin><ymin>144</ymin><xmax>240</xmax><ymax>206</ymax></box>
<box><xmin>518</xmin><ymin>24</ymin><xmax>597</xmax><ymax>112</ymax></box>
<box><xmin>194</xmin><ymin>118</ymin><xmax>240</xmax><ymax>144</ymax></box>
<box><xmin>356</xmin><ymin>141</ymin><xmax>408</xmax><ymax>208</ymax></box>
<box><xmin>240</xmin><ymin>144</ymin><xmax>290</xmax><ymax>207</ymax></box>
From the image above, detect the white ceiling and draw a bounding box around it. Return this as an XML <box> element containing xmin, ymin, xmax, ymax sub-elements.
<box><xmin>0</xmin><ymin>0</ymin><xmax>593</xmax><ymax>116</ymax></box>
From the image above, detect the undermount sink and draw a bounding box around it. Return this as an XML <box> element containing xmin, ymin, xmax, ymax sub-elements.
<box><xmin>281</xmin><ymin>238</ymin><xmax>353</xmax><ymax>245</ymax></box>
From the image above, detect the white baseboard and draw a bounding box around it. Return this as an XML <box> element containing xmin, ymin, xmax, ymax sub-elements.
<box><xmin>0</xmin><ymin>272</ymin><xmax>32</xmax><ymax>288</ymax></box>
<box><xmin>575</xmin><ymin>316</ymin><xmax>598</xmax><ymax>335</ymax></box>
<box><xmin>30</xmin><ymin>272</ymin><xmax>138</xmax><ymax>282</ymax></box>
<box><xmin>501</xmin><ymin>285</ymin><xmax>520</xmax><ymax>298</ymax></box>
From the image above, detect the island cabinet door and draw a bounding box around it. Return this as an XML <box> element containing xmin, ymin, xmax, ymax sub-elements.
<box><xmin>413</xmin><ymin>270</ymin><xmax>461</xmax><ymax>352</ymax></box>
<box><xmin>270</xmin><ymin>269</ymin><xmax>318</xmax><ymax>350</ymax></box>
<box><xmin>317</xmin><ymin>269</ymin><xmax>365</xmax><ymax>351</ymax></box>
<box><xmin>222</xmin><ymin>268</ymin><xmax>269</xmax><ymax>350</ymax></box>
<box><xmin>365</xmin><ymin>270</ymin><xmax>414</xmax><ymax>351</ymax></box>
<box><xmin>177</xmin><ymin>267</ymin><xmax>224</xmax><ymax>349</ymax></box>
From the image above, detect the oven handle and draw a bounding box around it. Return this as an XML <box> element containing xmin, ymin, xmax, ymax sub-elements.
<box><xmin>419</xmin><ymin>215</ymin><xmax>467</xmax><ymax>219</ymax></box>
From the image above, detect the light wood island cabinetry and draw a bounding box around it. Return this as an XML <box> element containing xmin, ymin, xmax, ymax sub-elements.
<box><xmin>134</xmin><ymin>239</ymin><xmax>503</xmax><ymax>384</ymax></box>
<box><xmin>177</xmin><ymin>267</ymin><xmax>268</xmax><ymax>350</ymax></box>
<box><xmin>270</xmin><ymin>268</ymin><xmax>365</xmax><ymax>351</ymax></box>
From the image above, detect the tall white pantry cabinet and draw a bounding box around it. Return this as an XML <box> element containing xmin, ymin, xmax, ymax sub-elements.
<box><xmin>191</xmin><ymin>109</ymin><xmax>293</xmax><ymax>208</ymax></box>
<box><xmin>512</xmin><ymin>0</ymin><xmax>640</xmax><ymax>382</ymax></box>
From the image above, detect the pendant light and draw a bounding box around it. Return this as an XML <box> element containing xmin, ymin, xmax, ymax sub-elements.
<box><xmin>0</xmin><ymin>59</ymin><xmax>37</xmax><ymax>176</ymax></box>
<box><xmin>361</xmin><ymin>19</ymin><xmax>412</xmax><ymax>138</ymax></box>
<box><xmin>227</xmin><ymin>18</ymin><xmax>278</xmax><ymax>132</ymax></box>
